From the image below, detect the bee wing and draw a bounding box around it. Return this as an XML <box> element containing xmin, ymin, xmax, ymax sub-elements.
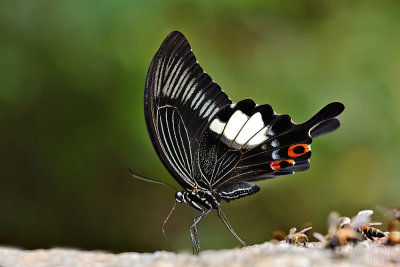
<box><xmin>273</xmin><ymin>230</ymin><xmax>286</xmax><ymax>241</ymax></box>
<box><xmin>328</xmin><ymin>211</ymin><xmax>340</xmax><ymax>235</ymax></box>
<box><xmin>357</xmin><ymin>210</ymin><xmax>374</xmax><ymax>217</ymax></box>
<box><xmin>368</xmin><ymin>222</ymin><xmax>383</xmax><ymax>226</ymax></box>
<box><xmin>313</xmin><ymin>232</ymin><xmax>326</xmax><ymax>242</ymax></box>
<box><xmin>338</xmin><ymin>217</ymin><xmax>351</xmax><ymax>228</ymax></box>
<box><xmin>299</xmin><ymin>226</ymin><xmax>313</xmax><ymax>234</ymax></box>
<box><xmin>289</xmin><ymin>227</ymin><xmax>297</xmax><ymax>234</ymax></box>
<box><xmin>351</xmin><ymin>210</ymin><xmax>373</xmax><ymax>229</ymax></box>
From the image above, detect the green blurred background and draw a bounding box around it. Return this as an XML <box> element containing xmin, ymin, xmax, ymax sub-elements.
<box><xmin>1</xmin><ymin>0</ymin><xmax>399</xmax><ymax>253</ymax></box>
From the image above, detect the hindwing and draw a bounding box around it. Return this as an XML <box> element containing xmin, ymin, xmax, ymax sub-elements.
<box><xmin>197</xmin><ymin>101</ymin><xmax>344</xmax><ymax>189</ymax></box>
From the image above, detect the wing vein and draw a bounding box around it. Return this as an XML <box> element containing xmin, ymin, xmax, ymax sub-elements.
<box><xmin>158</xmin><ymin>108</ymin><xmax>192</xmax><ymax>184</ymax></box>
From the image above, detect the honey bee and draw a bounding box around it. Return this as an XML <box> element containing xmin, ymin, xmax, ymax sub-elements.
<box><xmin>385</xmin><ymin>231</ymin><xmax>400</xmax><ymax>246</ymax></box>
<box><xmin>272</xmin><ymin>230</ymin><xmax>286</xmax><ymax>242</ymax></box>
<box><xmin>314</xmin><ymin>229</ymin><xmax>361</xmax><ymax>249</ymax></box>
<box><xmin>384</xmin><ymin>208</ymin><xmax>400</xmax><ymax>246</ymax></box>
<box><xmin>285</xmin><ymin>226</ymin><xmax>312</xmax><ymax>246</ymax></box>
<box><xmin>327</xmin><ymin>228</ymin><xmax>362</xmax><ymax>249</ymax></box>
<box><xmin>314</xmin><ymin>211</ymin><xmax>341</xmax><ymax>248</ymax></box>
<box><xmin>388</xmin><ymin>208</ymin><xmax>400</xmax><ymax>233</ymax></box>
<box><xmin>338</xmin><ymin>210</ymin><xmax>385</xmax><ymax>240</ymax></box>
<box><xmin>338</xmin><ymin>210</ymin><xmax>374</xmax><ymax>229</ymax></box>
<box><xmin>314</xmin><ymin>210</ymin><xmax>377</xmax><ymax>249</ymax></box>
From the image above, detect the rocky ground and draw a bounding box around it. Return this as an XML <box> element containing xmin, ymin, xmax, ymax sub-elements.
<box><xmin>0</xmin><ymin>241</ymin><xmax>398</xmax><ymax>267</ymax></box>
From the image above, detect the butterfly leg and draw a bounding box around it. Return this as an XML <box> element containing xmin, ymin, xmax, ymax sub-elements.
<box><xmin>217</xmin><ymin>207</ymin><xmax>247</xmax><ymax>247</ymax></box>
<box><xmin>189</xmin><ymin>208</ymin><xmax>211</xmax><ymax>254</ymax></box>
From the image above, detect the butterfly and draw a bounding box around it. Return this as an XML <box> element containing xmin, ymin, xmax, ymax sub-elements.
<box><xmin>131</xmin><ymin>31</ymin><xmax>344</xmax><ymax>254</ymax></box>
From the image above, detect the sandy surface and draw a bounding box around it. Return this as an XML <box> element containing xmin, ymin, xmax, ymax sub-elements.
<box><xmin>0</xmin><ymin>242</ymin><xmax>398</xmax><ymax>267</ymax></box>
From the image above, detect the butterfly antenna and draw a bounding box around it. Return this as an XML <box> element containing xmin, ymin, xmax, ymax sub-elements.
<box><xmin>128</xmin><ymin>168</ymin><xmax>178</xmax><ymax>192</ymax></box>
<box><xmin>162</xmin><ymin>200</ymin><xmax>177</xmax><ymax>244</ymax></box>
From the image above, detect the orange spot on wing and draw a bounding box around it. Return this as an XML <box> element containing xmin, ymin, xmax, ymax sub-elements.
<box><xmin>270</xmin><ymin>160</ymin><xmax>295</xmax><ymax>170</ymax></box>
<box><xmin>288</xmin><ymin>144</ymin><xmax>310</xmax><ymax>157</ymax></box>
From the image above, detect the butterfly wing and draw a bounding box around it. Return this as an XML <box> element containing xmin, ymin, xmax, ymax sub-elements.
<box><xmin>145</xmin><ymin>31</ymin><xmax>232</xmax><ymax>189</ymax></box>
<box><xmin>196</xmin><ymin>100</ymin><xmax>344</xmax><ymax>190</ymax></box>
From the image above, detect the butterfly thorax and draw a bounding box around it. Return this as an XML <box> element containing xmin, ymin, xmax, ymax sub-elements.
<box><xmin>175</xmin><ymin>188</ymin><xmax>220</xmax><ymax>211</ymax></box>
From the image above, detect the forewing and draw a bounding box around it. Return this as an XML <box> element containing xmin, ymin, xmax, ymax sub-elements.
<box><xmin>299</xmin><ymin>226</ymin><xmax>313</xmax><ymax>234</ymax></box>
<box><xmin>197</xmin><ymin>101</ymin><xmax>344</xmax><ymax>189</ymax></box>
<box><xmin>328</xmin><ymin>211</ymin><xmax>340</xmax><ymax>236</ymax></box>
<box><xmin>145</xmin><ymin>31</ymin><xmax>232</xmax><ymax>188</ymax></box>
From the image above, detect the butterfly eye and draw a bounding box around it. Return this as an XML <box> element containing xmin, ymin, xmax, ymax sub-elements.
<box><xmin>175</xmin><ymin>191</ymin><xmax>184</xmax><ymax>202</ymax></box>
<box><xmin>270</xmin><ymin>160</ymin><xmax>295</xmax><ymax>170</ymax></box>
<box><xmin>288</xmin><ymin>144</ymin><xmax>310</xmax><ymax>157</ymax></box>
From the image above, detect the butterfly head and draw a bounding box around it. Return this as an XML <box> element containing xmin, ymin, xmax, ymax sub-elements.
<box><xmin>175</xmin><ymin>191</ymin><xmax>184</xmax><ymax>203</ymax></box>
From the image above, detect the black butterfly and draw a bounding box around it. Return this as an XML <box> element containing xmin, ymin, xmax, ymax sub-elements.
<box><xmin>131</xmin><ymin>31</ymin><xmax>344</xmax><ymax>254</ymax></box>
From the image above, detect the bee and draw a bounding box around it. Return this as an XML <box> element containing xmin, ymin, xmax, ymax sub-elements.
<box><xmin>314</xmin><ymin>210</ymin><xmax>376</xmax><ymax>249</ymax></box>
<box><xmin>337</xmin><ymin>214</ymin><xmax>384</xmax><ymax>239</ymax></box>
<box><xmin>272</xmin><ymin>230</ymin><xmax>286</xmax><ymax>242</ymax></box>
<box><xmin>338</xmin><ymin>210</ymin><xmax>385</xmax><ymax>240</ymax></box>
<box><xmin>338</xmin><ymin>210</ymin><xmax>374</xmax><ymax>229</ymax></box>
<box><xmin>314</xmin><ymin>211</ymin><xmax>342</xmax><ymax>248</ymax></box>
<box><xmin>385</xmin><ymin>231</ymin><xmax>400</xmax><ymax>246</ymax></box>
<box><xmin>384</xmin><ymin>208</ymin><xmax>400</xmax><ymax>246</ymax></box>
<box><xmin>285</xmin><ymin>226</ymin><xmax>312</xmax><ymax>246</ymax></box>
<box><xmin>326</xmin><ymin>228</ymin><xmax>362</xmax><ymax>249</ymax></box>
<box><xmin>388</xmin><ymin>208</ymin><xmax>400</xmax><ymax>234</ymax></box>
<box><xmin>314</xmin><ymin>227</ymin><xmax>362</xmax><ymax>249</ymax></box>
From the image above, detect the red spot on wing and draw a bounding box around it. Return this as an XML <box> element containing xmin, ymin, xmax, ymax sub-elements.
<box><xmin>270</xmin><ymin>160</ymin><xmax>295</xmax><ymax>170</ymax></box>
<box><xmin>288</xmin><ymin>144</ymin><xmax>310</xmax><ymax>157</ymax></box>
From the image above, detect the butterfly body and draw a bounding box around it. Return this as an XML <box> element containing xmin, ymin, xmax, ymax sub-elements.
<box><xmin>140</xmin><ymin>31</ymin><xmax>344</xmax><ymax>253</ymax></box>
<box><xmin>176</xmin><ymin>188</ymin><xmax>220</xmax><ymax>211</ymax></box>
<box><xmin>176</xmin><ymin>179</ymin><xmax>260</xmax><ymax>210</ymax></box>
